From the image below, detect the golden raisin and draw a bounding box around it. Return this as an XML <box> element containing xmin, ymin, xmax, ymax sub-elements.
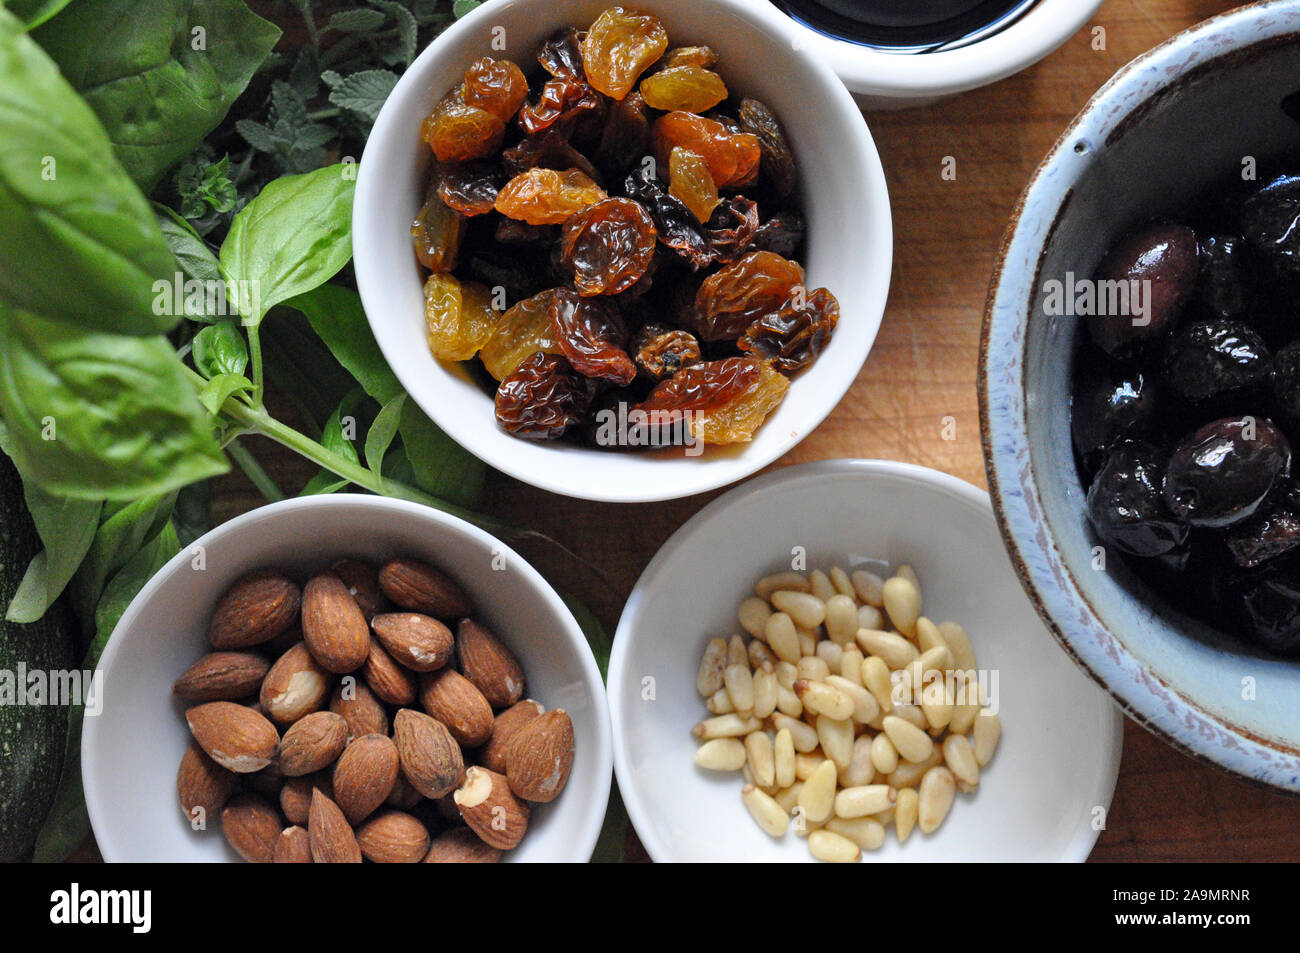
<box><xmin>422</xmin><ymin>91</ymin><xmax>505</xmax><ymax>163</ymax></box>
<box><xmin>462</xmin><ymin>57</ymin><xmax>529</xmax><ymax>122</ymax></box>
<box><xmin>494</xmin><ymin>168</ymin><xmax>608</xmax><ymax>225</ymax></box>
<box><xmin>637</xmin><ymin>357</ymin><xmax>789</xmax><ymax>445</ymax></box>
<box><xmin>655</xmin><ymin>111</ymin><xmax>761</xmax><ymax>189</ymax></box>
<box><xmin>560</xmin><ymin>197</ymin><xmax>658</xmax><ymax>296</ymax></box>
<box><xmin>581</xmin><ymin>6</ymin><xmax>669</xmax><ymax>100</ymax></box>
<box><xmin>639</xmin><ymin>66</ymin><xmax>728</xmax><ymax>113</ymax></box>
<box><xmin>424</xmin><ymin>273</ymin><xmax>500</xmax><ymax>361</ymax></box>
<box><xmin>412</xmin><ymin>170</ymin><xmax>467</xmax><ymax>271</ymax></box>
<box><xmin>668</xmin><ymin>147</ymin><xmax>720</xmax><ymax>224</ymax></box>
<box><xmin>693</xmin><ymin>251</ymin><xmax>806</xmax><ymax>341</ymax></box>
<box><xmin>479</xmin><ymin>291</ymin><xmax>561</xmax><ymax>380</ymax></box>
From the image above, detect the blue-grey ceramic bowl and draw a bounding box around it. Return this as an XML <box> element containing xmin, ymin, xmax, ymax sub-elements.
<box><xmin>981</xmin><ymin>0</ymin><xmax>1300</xmax><ymax>793</ymax></box>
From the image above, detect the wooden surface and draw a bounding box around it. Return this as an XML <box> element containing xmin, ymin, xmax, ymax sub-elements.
<box><xmin>210</xmin><ymin>0</ymin><xmax>1300</xmax><ymax>862</ymax></box>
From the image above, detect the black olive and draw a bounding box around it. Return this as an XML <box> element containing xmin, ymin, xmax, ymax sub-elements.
<box><xmin>1232</xmin><ymin>563</ymin><xmax>1300</xmax><ymax>655</ymax></box>
<box><xmin>1087</xmin><ymin>223</ymin><xmax>1199</xmax><ymax>355</ymax></box>
<box><xmin>1194</xmin><ymin>234</ymin><xmax>1250</xmax><ymax>321</ymax></box>
<box><xmin>1241</xmin><ymin>173</ymin><xmax>1300</xmax><ymax>277</ymax></box>
<box><xmin>1226</xmin><ymin>501</ymin><xmax>1300</xmax><ymax>568</ymax></box>
<box><xmin>1162</xmin><ymin>417</ymin><xmax>1292</xmax><ymax>529</ymax></box>
<box><xmin>1273</xmin><ymin>340</ymin><xmax>1300</xmax><ymax>419</ymax></box>
<box><xmin>1161</xmin><ymin>318</ymin><xmax>1271</xmax><ymax>402</ymax></box>
<box><xmin>1086</xmin><ymin>440</ymin><xmax>1189</xmax><ymax>558</ymax></box>
<box><xmin>1071</xmin><ymin>356</ymin><xmax>1161</xmax><ymax>472</ymax></box>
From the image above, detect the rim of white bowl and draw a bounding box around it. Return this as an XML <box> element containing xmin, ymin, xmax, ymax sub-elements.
<box><xmin>353</xmin><ymin>0</ymin><xmax>893</xmax><ymax>503</ymax></box>
<box><xmin>83</xmin><ymin>493</ymin><xmax>613</xmax><ymax>862</ymax></box>
<box><xmin>981</xmin><ymin>0</ymin><xmax>1300</xmax><ymax>793</ymax></box>
<box><xmin>781</xmin><ymin>0</ymin><xmax>1105</xmax><ymax>99</ymax></box>
<box><xmin>609</xmin><ymin>458</ymin><xmax>1124</xmax><ymax>862</ymax></box>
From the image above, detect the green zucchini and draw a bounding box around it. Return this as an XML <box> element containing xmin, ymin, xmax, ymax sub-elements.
<box><xmin>0</xmin><ymin>451</ymin><xmax>79</xmax><ymax>861</ymax></box>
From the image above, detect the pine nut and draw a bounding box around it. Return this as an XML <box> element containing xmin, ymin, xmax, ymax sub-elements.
<box><xmin>917</xmin><ymin>645</ymin><xmax>953</xmax><ymax>675</ymax></box>
<box><xmin>816</xmin><ymin>715</ymin><xmax>854</xmax><ymax>769</ymax></box>
<box><xmin>748</xmin><ymin>640</ymin><xmax>776</xmax><ymax>672</ymax></box>
<box><xmin>920</xmin><ymin>677</ymin><xmax>955</xmax><ymax>733</ymax></box>
<box><xmin>771</xmin><ymin>590</ymin><xmax>827</xmax><ymax>629</ymax></box>
<box><xmin>840</xmin><ymin>735</ymin><xmax>875</xmax><ymax>787</ymax></box>
<box><xmin>726</xmin><ymin>634</ymin><xmax>748</xmax><ymax>669</ymax></box>
<box><xmin>752</xmin><ymin>669</ymin><xmax>778</xmax><ymax>719</ymax></box>
<box><xmin>839</xmin><ymin>646</ymin><xmax>865</xmax><ymax>684</ymax></box>
<box><xmin>765</xmin><ymin>612</ymin><xmax>801</xmax><ymax>664</ymax></box>
<box><xmin>707</xmin><ymin>687</ymin><xmax>733</xmax><ymax>714</ymax></box>
<box><xmin>775</xmin><ymin>661</ymin><xmax>798</xmax><ymax>690</ymax></box>
<box><xmin>796</xmin><ymin>656</ymin><xmax>831</xmax><ymax>683</ymax></box>
<box><xmin>745</xmin><ymin>731</ymin><xmax>776</xmax><ymax>788</ymax></box>
<box><xmin>738</xmin><ymin>597</ymin><xmax>773</xmax><ymax>639</ymax></box>
<box><xmin>742</xmin><ymin>784</ymin><xmax>790</xmax><ymax>837</ymax></box>
<box><xmin>774</xmin><ymin>728</ymin><xmax>796</xmax><ymax>788</ymax></box>
<box><xmin>918</xmin><ymin>766</ymin><xmax>956</xmax><ymax>834</ymax></box>
<box><xmin>938</xmin><ymin>621</ymin><xmax>977</xmax><ymax>671</ymax></box>
<box><xmin>897</xmin><ymin>564</ymin><xmax>920</xmax><ymax>587</ymax></box>
<box><xmin>834</xmin><ymin>783</ymin><xmax>896</xmax><ymax>818</ymax></box>
<box><xmin>883</xmin><ymin>715</ymin><xmax>934</xmax><ymax>763</ymax></box>
<box><xmin>810</xmin><ymin>569</ymin><xmax>836</xmax><ymax>602</ymax></box>
<box><xmin>895</xmin><ymin>787</ymin><xmax>918</xmax><ymax>843</ymax></box>
<box><xmin>943</xmin><ymin>734</ymin><xmax>979</xmax><ymax>787</ymax></box>
<box><xmin>825</xmin><ymin>674</ymin><xmax>879</xmax><ymax>724</ymax></box>
<box><xmin>694</xmin><ymin>714</ymin><xmax>762</xmax><ymax>739</ymax></box>
<box><xmin>815</xmin><ymin>639</ymin><xmax>844</xmax><ymax>670</ymax></box>
<box><xmin>756</xmin><ymin>571</ymin><xmax>809</xmax><ymax>599</ymax></box>
<box><xmin>797</xmin><ymin>627</ymin><xmax>818</xmax><ymax>657</ymax></box>
<box><xmin>698</xmin><ymin>637</ymin><xmax>726</xmax><ymax>697</ymax></box>
<box><xmin>861</xmin><ymin>656</ymin><xmax>894</xmax><ymax>713</ymax></box>
<box><xmin>851</xmin><ymin>569</ymin><xmax>885</xmax><ymax>607</ymax></box>
<box><xmin>882</xmin><ymin>576</ymin><xmax>922</xmax><ymax>637</ymax></box>
<box><xmin>916</xmin><ymin>617</ymin><xmax>947</xmax><ymax>655</ymax></box>
<box><xmin>794</xmin><ymin>751</ymin><xmax>823</xmax><ymax>780</ymax></box>
<box><xmin>695</xmin><ymin>738</ymin><xmax>746</xmax><ymax>771</ymax></box>
<box><xmin>772</xmin><ymin>713</ymin><xmax>819</xmax><ymax>752</ymax></box>
<box><xmin>773</xmin><ymin>782</ymin><xmax>802</xmax><ymax>813</ymax></box>
<box><xmin>870</xmin><ymin>731</ymin><xmax>899</xmax><ymax>774</ymax></box>
<box><xmin>826</xmin><ymin>817</ymin><xmax>885</xmax><ymax>850</ymax></box>
<box><xmin>775</xmin><ymin>684</ymin><xmax>803</xmax><ymax>717</ymax></box>
<box><xmin>855</xmin><ymin>629</ymin><xmax>919</xmax><ymax>670</ymax></box>
<box><xmin>808</xmin><ymin>829</ymin><xmax>861</xmax><ymax>863</ymax></box>
<box><xmin>795</xmin><ymin>680</ymin><xmax>854</xmax><ymax>721</ymax></box>
<box><xmin>824</xmin><ymin>594</ymin><xmax>859</xmax><ymax>645</ymax></box>
<box><xmin>874</xmin><ymin>806</ymin><xmax>895</xmax><ymax>827</ymax></box>
<box><xmin>973</xmin><ymin>709</ymin><xmax>1001</xmax><ymax>766</ymax></box>
<box><xmin>858</xmin><ymin>605</ymin><xmax>884</xmax><ymax>630</ymax></box>
<box><xmin>891</xmin><ymin>703</ymin><xmax>928</xmax><ymax>731</ymax></box>
<box><xmin>829</xmin><ymin>566</ymin><xmax>855</xmax><ymax>598</ymax></box>
<box><xmin>797</xmin><ymin>760</ymin><xmax>837</xmax><ymax>823</ymax></box>
<box><xmin>887</xmin><ymin>747</ymin><xmax>942</xmax><ymax>789</ymax></box>
<box><xmin>724</xmin><ymin>664</ymin><xmax>755</xmax><ymax>715</ymax></box>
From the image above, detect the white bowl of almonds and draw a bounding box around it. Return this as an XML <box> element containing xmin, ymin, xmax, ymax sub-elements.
<box><xmin>82</xmin><ymin>495</ymin><xmax>612</xmax><ymax>862</ymax></box>
<box><xmin>609</xmin><ymin>459</ymin><xmax>1124</xmax><ymax>862</ymax></box>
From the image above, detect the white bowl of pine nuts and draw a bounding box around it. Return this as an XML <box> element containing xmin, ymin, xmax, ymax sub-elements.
<box><xmin>609</xmin><ymin>459</ymin><xmax>1123</xmax><ymax>862</ymax></box>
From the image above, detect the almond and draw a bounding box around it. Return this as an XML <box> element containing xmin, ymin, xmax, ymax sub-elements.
<box><xmin>424</xmin><ymin>827</ymin><xmax>502</xmax><ymax>863</ymax></box>
<box><xmin>280</xmin><ymin>773</ymin><xmax>333</xmax><ymax>826</ymax></box>
<box><xmin>302</xmin><ymin>573</ymin><xmax>371</xmax><ymax>674</ymax></box>
<box><xmin>273</xmin><ymin>825</ymin><xmax>313</xmax><ymax>863</ymax></box>
<box><xmin>221</xmin><ymin>793</ymin><xmax>281</xmax><ymax>863</ymax></box>
<box><xmin>378</xmin><ymin>558</ymin><xmax>472</xmax><ymax>619</ymax></box>
<box><xmin>185</xmin><ymin>701</ymin><xmax>279</xmax><ymax>773</ymax></box>
<box><xmin>331</xmin><ymin>558</ymin><xmax>389</xmax><ymax>619</ymax></box>
<box><xmin>418</xmin><ymin>667</ymin><xmax>493</xmax><ymax>747</ymax></box>
<box><xmin>260</xmin><ymin>642</ymin><xmax>332</xmax><ymax>726</ymax></box>
<box><xmin>329</xmin><ymin>680</ymin><xmax>388</xmax><ymax>740</ymax></box>
<box><xmin>209</xmin><ymin>571</ymin><xmax>301</xmax><ymax>649</ymax></box>
<box><xmin>277</xmin><ymin>711</ymin><xmax>348</xmax><ymax>776</ymax></box>
<box><xmin>245</xmin><ymin>760</ymin><xmax>284</xmax><ymax>800</ymax></box>
<box><xmin>394</xmin><ymin>709</ymin><xmax>464</xmax><ymax>799</ymax></box>
<box><xmin>453</xmin><ymin>767</ymin><xmax>529</xmax><ymax>850</ymax></box>
<box><xmin>457</xmin><ymin>619</ymin><xmax>525</xmax><ymax>707</ymax></box>
<box><xmin>356</xmin><ymin>810</ymin><xmax>430</xmax><ymax>863</ymax></box>
<box><xmin>371</xmin><ymin>612</ymin><xmax>454</xmax><ymax>672</ymax></box>
<box><xmin>362</xmin><ymin>639</ymin><xmax>417</xmax><ymax>705</ymax></box>
<box><xmin>308</xmin><ymin>789</ymin><xmax>362</xmax><ymax>863</ymax></box>
<box><xmin>387</xmin><ymin>772</ymin><xmax>423</xmax><ymax>810</ymax></box>
<box><xmin>177</xmin><ymin>743</ymin><xmax>237</xmax><ymax>824</ymax></box>
<box><xmin>333</xmin><ymin>733</ymin><xmax>400</xmax><ymax>825</ymax></box>
<box><xmin>481</xmin><ymin>699</ymin><xmax>545</xmax><ymax>774</ymax></box>
<box><xmin>505</xmin><ymin>709</ymin><xmax>575</xmax><ymax>803</ymax></box>
<box><xmin>173</xmin><ymin>651</ymin><xmax>269</xmax><ymax>702</ymax></box>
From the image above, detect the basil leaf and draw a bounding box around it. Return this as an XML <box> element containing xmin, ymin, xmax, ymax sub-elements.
<box><xmin>399</xmin><ymin>399</ymin><xmax>485</xmax><ymax>507</ymax></box>
<box><xmin>68</xmin><ymin>492</ymin><xmax>176</xmax><ymax>629</ymax></box>
<box><xmin>300</xmin><ymin>390</ymin><xmax>364</xmax><ymax>494</ymax></box>
<box><xmin>197</xmin><ymin>372</ymin><xmax>254</xmax><ymax>414</ymax></box>
<box><xmin>4</xmin><ymin>0</ymin><xmax>74</xmax><ymax>29</ymax></box>
<box><xmin>220</xmin><ymin>164</ymin><xmax>356</xmax><ymax>326</ymax></box>
<box><xmin>192</xmin><ymin>320</ymin><xmax>249</xmax><ymax>378</ymax></box>
<box><xmin>0</xmin><ymin>8</ymin><xmax>175</xmax><ymax>333</ymax></box>
<box><xmin>288</xmin><ymin>284</ymin><xmax>401</xmax><ymax>403</ymax></box>
<box><xmin>154</xmin><ymin>203</ymin><xmax>222</xmax><ymax>286</ymax></box>
<box><xmin>32</xmin><ymin>0</ymin><xmax>280</xmax><ymax>191</ymax></box>
<box><xmin>3</xmin><ymin>485</ymin><xmax>101</xmax><ymax>624</ymax></box>
<box><xmin>453</xmin><ymin>0</ymin><xmax>481</xmax><ymax>17</ymax></box>
<box><xmin>0</xmin><ymin>305</ymin><xmax>227</xmax><ymax>500</ymax></box>
<box><xmin>365</xmin><ymin>392</ymin><xmax>406</xmax><ymax>474</ymax></box>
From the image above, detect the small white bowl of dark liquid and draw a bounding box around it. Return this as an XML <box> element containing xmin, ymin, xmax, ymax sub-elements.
<box><xmin>769</xmin><ymin>0</ymin><xmax>1105</xmax><ymax>107</ymax></box>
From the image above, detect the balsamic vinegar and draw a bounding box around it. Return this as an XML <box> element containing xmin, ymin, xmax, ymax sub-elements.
<box><xmin>772</xmin><ymin>0</ymin><xmax>1034</xmax><ymax>50</ymax></box>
